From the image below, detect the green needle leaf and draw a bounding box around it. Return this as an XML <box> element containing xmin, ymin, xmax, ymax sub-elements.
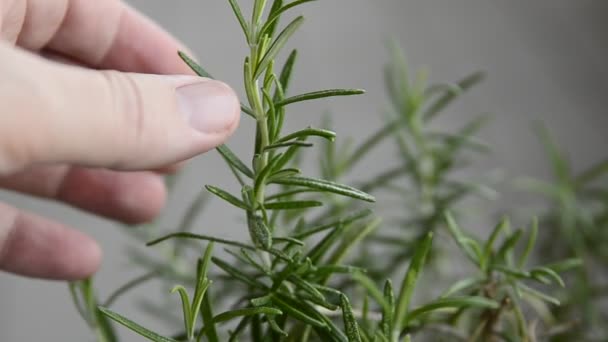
<box><xmin>271</xmin><ymin>294</ymin><xmax>327</xmax><ymax>328</ymax></box>
<box><xmin>212</xmin><ymin>257</ymin><xmax>268</xmax><ymax>289</ymax></box>
<box><xmin>272</xmin><ymin>236</ymin><xmax>305</xmax><ymax>246</ymax></box>
<box><xmin>440</xmin><ymin>276</ymin><xmax>484</xmax><ymax>298</ymax></box>
<box><xmin>98</xmin><ymin>307</ymin><xmax>179</xmax><ymax>342</ymax></box>
<box><xmin>178</xmin><ymin>51</ymin><xmax>212</xmax><ymax>78</ymax></box>
<box><xmin>252</xmin><ymin>0</ymin><xmax>269</xmax><ymax>28</ymax></box>
<box><xmin>423</xmin><ymin>70</ymin><xmax>486</xmax><ymax>122</ymax></box>
<box><xmin>493</xmin><ymin>265</ymin><xmax>531</xmax><ymax>279</ymax></box>
<box><xmin>575</xmin><ymin>159</ymin><xmax>608</xmax><ymax>187</ymax></box>
<box><xmin>295</xmin><ymin>209</ymin><xmax>373</xmax><ymax>239</ymax></box>
<box><xmin>497</xmin><ymin>229</ymin><xmax>523</xmax><ymax>264</ymax></box>
<box><xmin>307</xmin><ymin>222</ymin><xmax>354</xmax><ymax>263</ymax></box>
<box><xmin>213</xmin><ymin>307</ymin><xmax>283</xmax><ymax>323</ymax></box>
<box><xmin>445</xmin><ymin>213</ymin><xmax>483</xmax><ymax>266</ymax></box>
<box><xmin>275</xmin><ymin>127</ymin><xmax>337</xmax><ymax>144</ymax></box>
<box><xmin>171</xmin><ymin>285</ymin><xmax>193</xmax><ymax>339</ymax></box>
<box><xmin>352</xmin><ymin>272</ymin><xmax>388</xmax><ymax>312</ymax></box>
<box><xmin>200</xmin><ymin>288</ymin><xmax>219</xmax><ymax>342</ymax></box>
<box><xmin>381</xmin><ymin>280</ymin><xmax>395</xmax><ymax>339</ymax></box>
<box><xmin>205</xmin><ymin>185</ymin><xmax>249</xmax><ymax>210</ymax></box>
<box><xmin>290</xmin><ymin>275</ymin><xmax>326</xmax><ymax>302</ymax></box>
<box><xmin>515</xmin><ymin>177</ymin><xmax>562</xmax><ymax>198</ymax></box>
<box><xmin>199</xmin><ymin>243</ymin><xmax>214</xmax><ymax>282</ymax></box>
<box><xmin>217</xmin><ymin>145</ymin><xmax>254</xmax><ymax>178</ymax></box>
<box><xmin>340</xmin><ymin>293</ymin><xmax>363</xmax><ymax>342</ymax></box>
<box><xmin>240</xmin><ymin>105</ymin><xmax>256</xmax><ymax>117</ymax></box>
<box><xmin>147</xmin><ymin>232</ymin><xmax>256</xmax><ymax>251</ymax></box>
<box><xmin>272</xmin><ymin>176</ymin><xmax>375</xmax><ymax>202</ymax></box>
<box><xmin>267</xmin><ymin>316</ymin><xmax>289</xmax><ymax>337</ymax></box>
<box><xmin>255</xmin><ymin>16</ymin><xmax>305</xmax><ymax>79</ymax></box>
<box><xmin>519</xmin><ymin>283</ymin><xmax>561</xmax><ymax>305</ymax></box>
<box><xmin>313</xmin><ymin>265</ymin><xmax>366</xmax><ymax>278</ymax></box>
<box><xmin>394</xmin><ymin>232</ymin><xmax>433</xmax><ymax>332</ymax></box>
<box><xmin>68</xmin><ymin>283</ymin><xmax>89</xmax><ymax>325</ymax></box>
<box><xmin>264</xmin><ymin>0</ymin><xmax>284</xmax><ymax>39</ymax></box>
<box><xmin>482</xmin><ymin>217</ymin><xmax>509</xmax><ymax>271</ymax></box>
<box><xmin>190</xmin><ymin>244</ymin><xmax>214</xmax><ymax>334</ymax></box>
<box><xmin>250</xmin><ymin>295</ymin><xmax>273</xmax><ymax>307</ymax></box>
<box><xmin>268</xmin><ymin>168</ymin><xmax>302</xmax><ymax>182</ymax></box>
<box><xmin>406</xmin><ymin>296</ymin><xmax>500</xmax><ymax>324</ymax></box>
<box><xmin>262</xmin><ymin>0</ymin><xmax>318</xmax><ymax>38</ymax></box>
<box><xmin>277</xmin><ymin>49</ymin><xmax>298</xmax><ymax>94</ymax></box>
<box><xmin>443</xmin><ymin>115</ymin><xmax>490</xmax><ymax>155</ymax></box>
<box><xmin>530</xmin><ymin>267</ymin><xmax>565</xmax><ymax>287</ymax></box>
<box><xmin>265</xmin><ymin>200</ymin><xmax>323</xmax><ymax>210</ymax></box>
<box><xmin>276</xmin><ymin>89</ymin><xmax>365</xmax><ymax>107</ymax></box>
<box><xmin>544</xmin><ymin>258</ymin><xmax>583</xmax><ymax>273</ymax></box>
<box><xmin>518</xmin><ymin>218</ymin><xmax>538</xmax><ymax>268</ymax></box>
<box><xmin>227</xmin><ymin>0</ymin><xmax>250</xmax><ymax>43</ymax></box>
<box><xmin>327</xmin><ymin>218</ymin><xmax>382</xmax><ymax>266</ymax></box>
<box><xmin>264</xmin><ymin>141</ymin><xmax>313</xmax><ymax>152</ymax></box>
<box><xmin>197</xmin><ymin>307</ymin><xmax>283</xmax><ymax>341</ymax></box>
<box><xmin>266</xmin><ymin>189</ymin><xmax>315</xmax><ymax>201</ymax></box>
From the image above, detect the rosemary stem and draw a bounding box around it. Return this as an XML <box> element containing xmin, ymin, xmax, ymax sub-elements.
<box><xmin>248</xmin><ymin>36</ymin><xmax>271</xmax><ymax>249</ymax></box>
<box><xmin>250</xmin><ymin>43</ymin><xmax>270</xmax><ymax>204</ymax></box>
<box><xmin>256</xmin><ymin>116</ymin><xmax>270</xmax><ymax>204</ymax></box>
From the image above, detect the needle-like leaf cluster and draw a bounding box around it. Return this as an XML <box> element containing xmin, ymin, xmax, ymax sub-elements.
<box><xmin>518</xmin><ymin>126</ymin><xmax>608</xmax><ymax>340</ymax></box>
<box><xmin>63</xmin><ymin>1</ymin><xmax>592</xmax><ymax>342</ymax></box>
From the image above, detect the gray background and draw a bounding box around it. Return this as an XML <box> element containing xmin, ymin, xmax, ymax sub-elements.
<box><xmin>1</xmin><ymin>0</ymin><xmax>607</xmax><ymax>340</ymax></box>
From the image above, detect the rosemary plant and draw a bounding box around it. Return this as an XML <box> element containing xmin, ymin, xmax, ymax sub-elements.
<box><xmin>68</xmin><ymin>176</ymin><xmax>210</xmax><ymax>341</ymax></box>
<box><xmin>349</xmin><ymin>214</ymin><xmax>578</xmax><ymax>341</ymax></box>
<box><xmin>63</xmin><ymin>2</ymin><xmax>591</xmax><ymax>342</ymax></box>
<box><xmin>519</xmin><ymin>126</ymin><xmax>608</xmax><ymax>341</ymax></box>
<box><xmin>96</xmin><ymin>0</ymin><xmax>379</xmax><ymax>341</ymax></box>
<box><xmin>315</xmin><ymin>43</ymin><xmax>495</xmax><ymax>279</ymax></box>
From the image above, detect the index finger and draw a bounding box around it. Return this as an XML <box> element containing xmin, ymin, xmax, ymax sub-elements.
<box><xmin>20</xmin><ymin>0</ymin><xmax>194</xmax><ymax>74</ymax></box>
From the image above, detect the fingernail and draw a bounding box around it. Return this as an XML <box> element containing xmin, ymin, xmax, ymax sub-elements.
<box><xmin>175</xmin><ymin>79</ymin><xmax>239</xmax><ymax>134</ymax></box>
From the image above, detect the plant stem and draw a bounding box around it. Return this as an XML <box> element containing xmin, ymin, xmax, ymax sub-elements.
<box><xmin>249</xmin><ymin>35</ymin><xmax>270</xmax><ymax>206</ymax></box>
<box><xmin>71</xmin><ymin>278</ymin><xmax>117</xmax><ymax>342</ymax></box>
<box><xmin>256</xmin><ymin>115</ymin><xmax>271</xmax><ymax>204</ymax></box>
<box><xmin>247</xmin><ymin>9</ymin><xmax>272</xmax><ymax>262</ymax></box>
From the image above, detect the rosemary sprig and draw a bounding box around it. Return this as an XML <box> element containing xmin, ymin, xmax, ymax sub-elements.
<box><xmin>61</xmin><ymin>2</ymin><xmax>591</xmax><ymax>342</ymax></box>
<box><xmin>97</xmin><ymin>1</ymin><xmax>374</xmax><ymax>341</ymax></box>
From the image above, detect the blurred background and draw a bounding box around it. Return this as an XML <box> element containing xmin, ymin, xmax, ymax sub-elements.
<box><xmin>1</xmin><ymin>0</ymin><xmax>607</xmax><ymax>340</ymax></box>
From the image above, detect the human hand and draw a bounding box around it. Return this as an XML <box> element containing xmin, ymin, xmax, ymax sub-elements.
<box><xmin>0</xmin><ymin>0</ymin><xmax>240</xmax><ymax>280</ymax></box>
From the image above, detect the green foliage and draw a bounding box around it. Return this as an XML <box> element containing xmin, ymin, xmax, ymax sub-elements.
<box><xmin>69</xmin><ymin>279</ymin><xmax>117</xmax><ymax>342</ymax></box>
<box><xmin>98</xmin><ymin>307</ymin><xmax>177</xmax><ymax>342</ymax></box>
<box><xmin>98</xmin><ymin>0</ymin><xmax>377</xmax><ymax>340</ymax></box>
<box><xmin>518</xmin><ymin>125</ymin><xmax>608</xmax><ymax>340</ymax></box>
<box><xmin>349</xmin><ymin>215</ymin><xmax>576</xmax><ymax>341</ymax></box>
<box><xmin>64</xmin><ymin>1</ymin><xmax>597</xmax><ymax>342</ymax></box>
<box><xmin>440</xmin><ymin>214</ymin><xmax>579</xmax><ymax>340</ymax></box>
<box><xmin>315</xmin><ymin>40</ymin><xmax>495</xmax><ymax>282</ymax></box>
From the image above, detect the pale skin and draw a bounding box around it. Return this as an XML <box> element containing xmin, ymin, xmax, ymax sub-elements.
<box><xmin>0</xmin><ymin>0</ymin><xmax>241</xmax><ymax>280</ymax></box>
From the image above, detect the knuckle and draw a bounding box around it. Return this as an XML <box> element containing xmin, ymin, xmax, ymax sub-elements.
<box><xmin>16</xmin><ymin>0</ymin><xmax>69</xmax><ymax>50</ymax></box>
<box><xmin>98</xmin><ymin>70</ymin><xmax>148</xmax><ymax>167</ymax></box>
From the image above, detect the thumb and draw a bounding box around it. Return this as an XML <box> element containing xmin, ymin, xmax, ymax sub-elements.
<box><xmin>0</xmin><ymin>43</ymin><xmax>240</xmax><ymax>174</ymax></box>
